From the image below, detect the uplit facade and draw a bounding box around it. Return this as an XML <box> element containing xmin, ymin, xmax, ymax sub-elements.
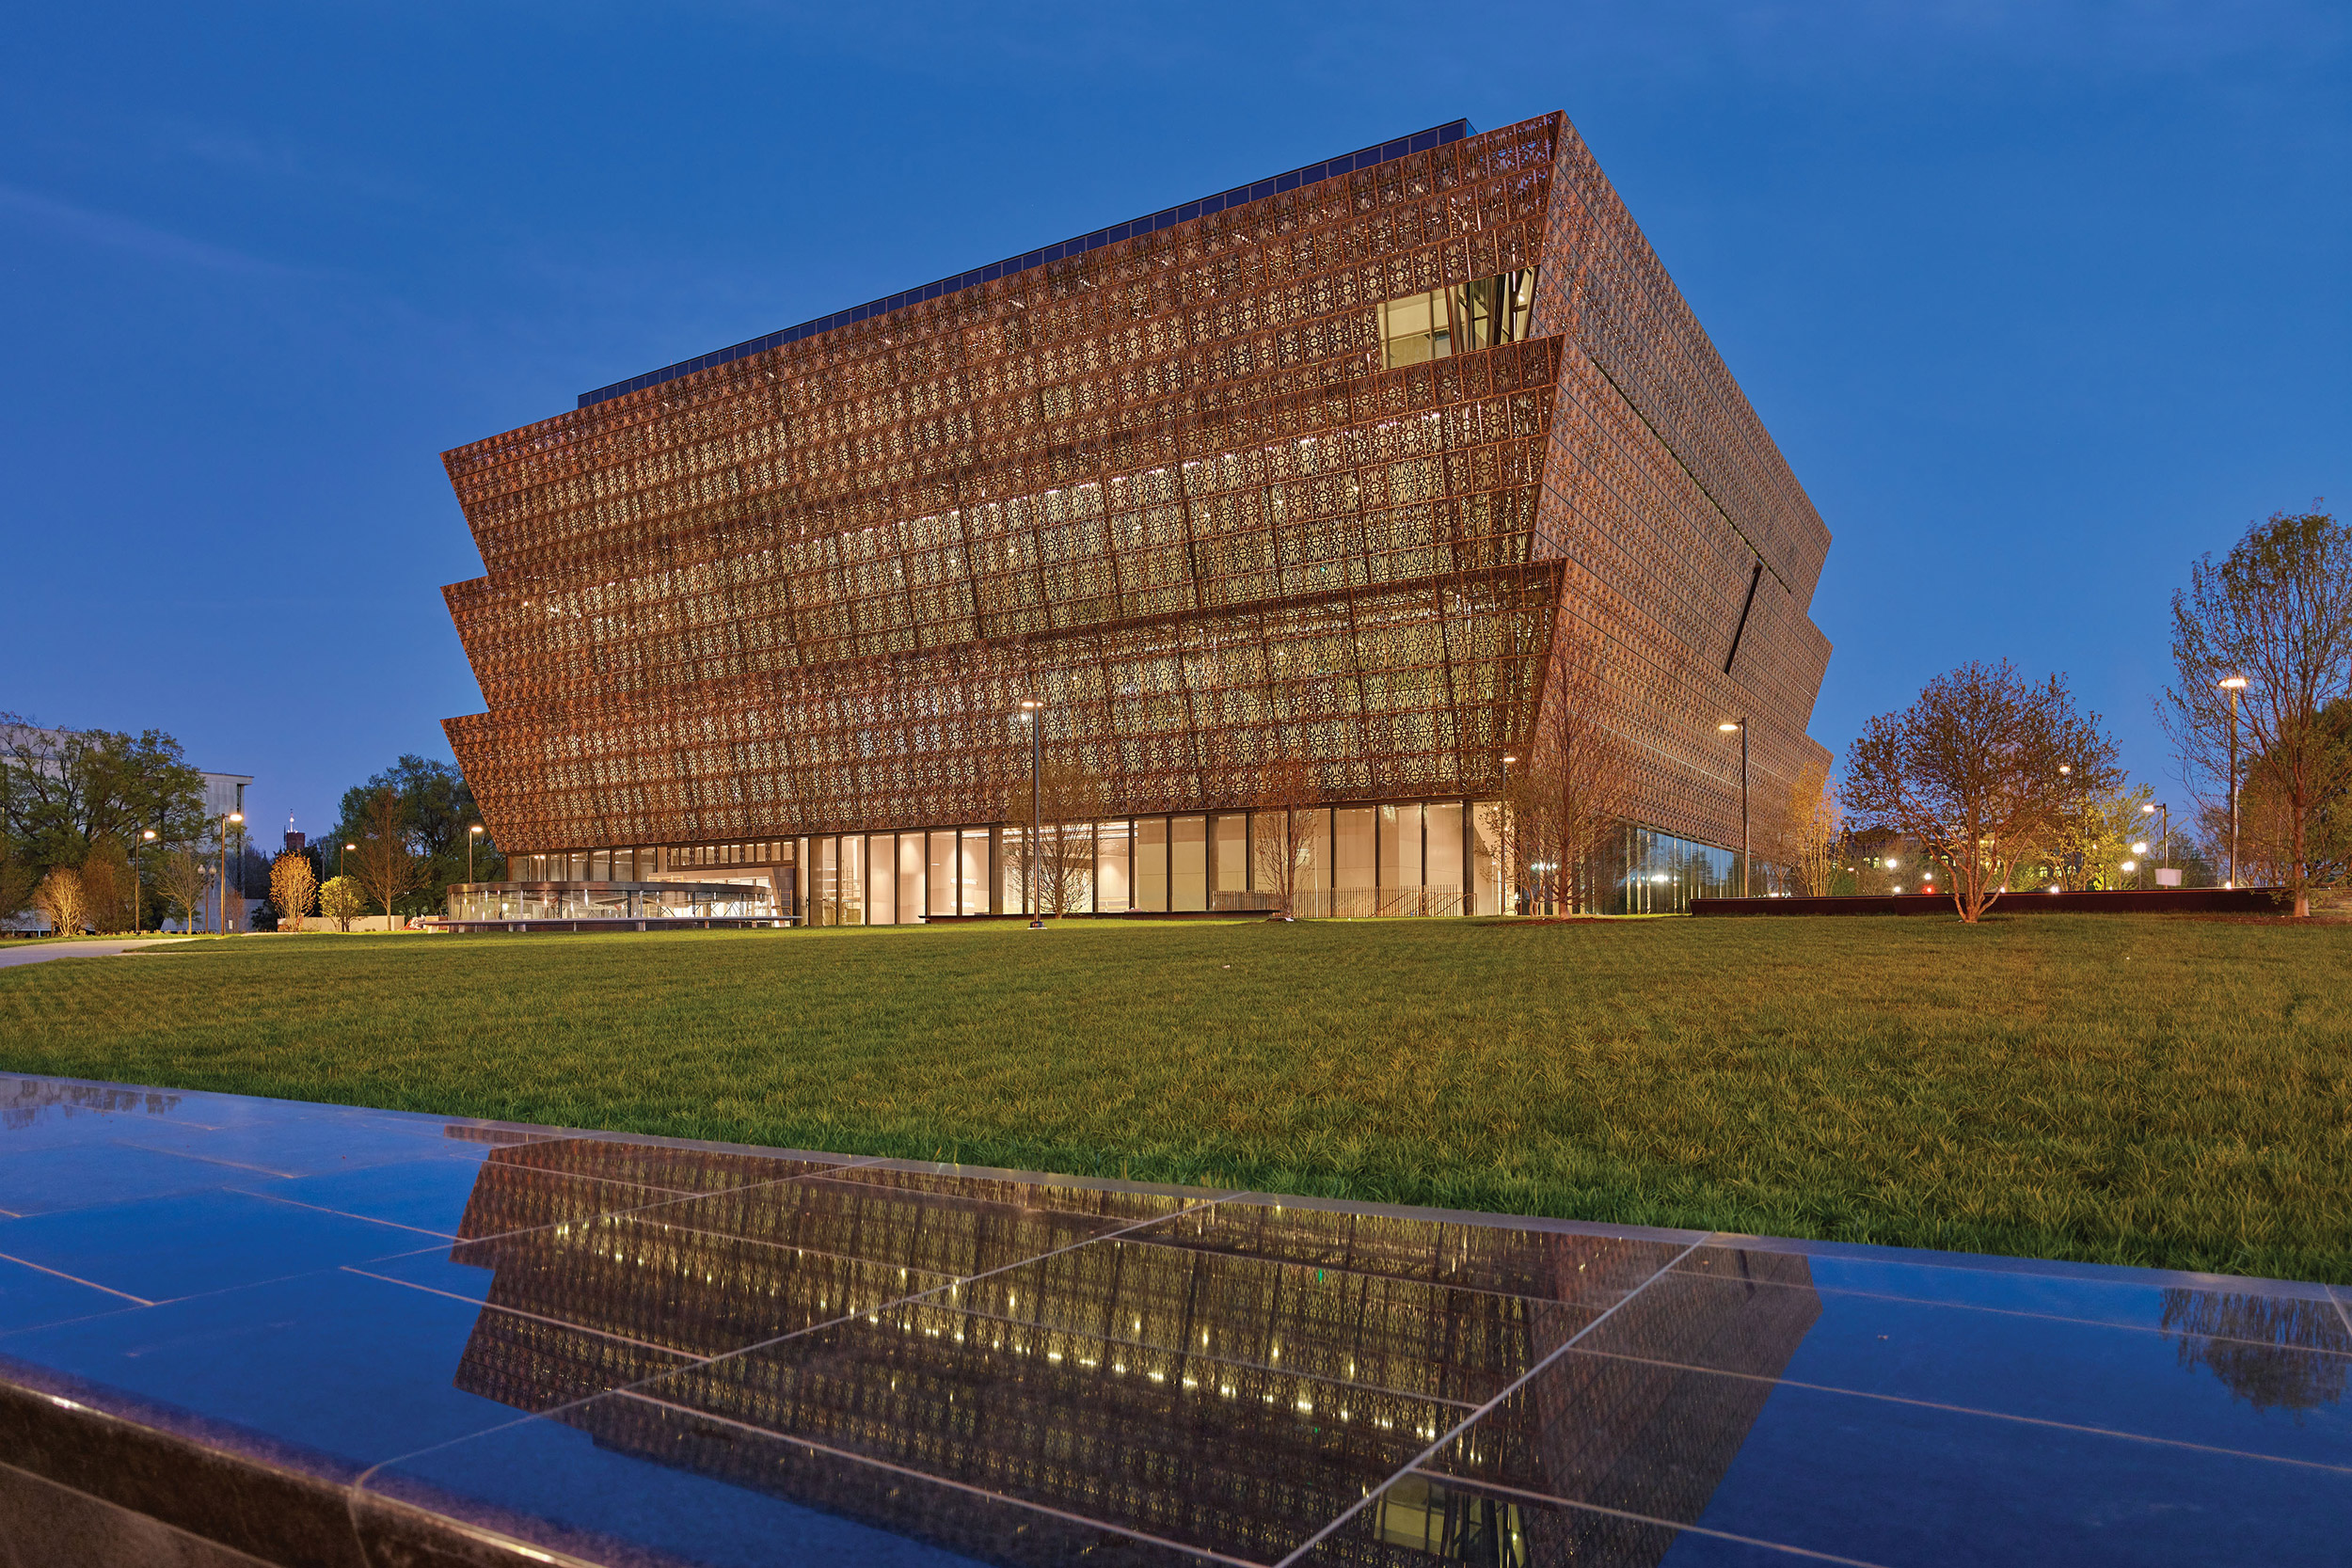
<box><xmin>439</xmin><ymin>113</ymin><xmax>1831</xmax><ymax>918</ymax></box>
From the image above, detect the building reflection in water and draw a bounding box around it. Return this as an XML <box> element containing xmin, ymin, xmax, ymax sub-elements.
<box><xmin>436</xmin><ymin>1135</ymin><xmax>1824</xmax><ymax>1565</ymax></box>
<box><xmin>1</xmin><ymin>1076</ymin><xmax>182</xmax><ymax>1130</ymax></box>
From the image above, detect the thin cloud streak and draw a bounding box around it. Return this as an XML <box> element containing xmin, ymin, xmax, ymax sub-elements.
<box><xmin>0</xmin><ymin>182</ymin><xmax>306</xmax><ymax>277</ymax></box>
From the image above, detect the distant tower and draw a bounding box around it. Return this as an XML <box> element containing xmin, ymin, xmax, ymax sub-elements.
<box><xmin>284</xmin><ymin>812</ymin><xmax>305</xmax><ymax>854</ymax></box>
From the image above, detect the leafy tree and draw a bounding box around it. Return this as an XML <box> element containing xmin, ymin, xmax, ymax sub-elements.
<box><xmin>1845</xmin><ymin>660</ymin><xmax>2123</xmax><ymax>922</ymax></box>
<box><xmin>318</xmin><ymin>875</ymin><xmax>367</xmax><ymax>932</ymax></box>
<box><xmin>2026</xmin><ymin>782</ymin><xmax>2159</xmax><ymax>891</ymax></box>
<box><xmin>326</xmin><ymin>754</ymin><xmax>500</xmax><ymax>911</ymax></box>
<box><xmin>0</xmin><ymin>854</ymin><xmax>39</xmax><ymax>927</ymax></box>
<box><xmin>2163</xmin><ymin>508</ymin><xmax>2352</xmax><ymax>916</ymax></box>
<box><xmin>0</xmin><ymin>714</ymin><xmax>205</xmax><ymax>872</ymax></box>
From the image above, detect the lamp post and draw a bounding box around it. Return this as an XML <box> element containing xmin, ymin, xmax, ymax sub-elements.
<box><xmin>2139</xmin><ymin>800</ymin><xmax>2172</xmax><ymax>886</ymax></box>
<box><xmin>2218</xmin><ymin>676</ymin><xmax>2247</xmax><ymax>887</ymax></box>
<box><xmin>1719</xmin><ymin>720</ymin><xmax>1750</xmax><ymax>896</ymax></box>
<box><xmin>468</xmin><ymin>823</ymin><xmax>485</xmax><ymax>884</ymax></box>
<box><xmin>1019</xmin><ymin>700</ymin><xmax>1043</xmax><ymax>928</ymax></box>
<box><xmin>216</xmin><ymin>812</ymin><xmax>244</xmax><ymax>934</ymax></box>
<box><xmin>133</xmin><ymin>828</ymin><xmax>156</xmax><ymax>934</ymax></box>
<box><xmin>341</xmin><ymin>842</ymin><xmax>356</xmax><ymax>879</ymax></box>
<box><xmin>1501</xmin><ymin>752</ymin><xmax>1517</xmax><ymax>913</ymax></box>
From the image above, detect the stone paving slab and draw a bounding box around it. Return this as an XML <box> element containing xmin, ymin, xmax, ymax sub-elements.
<box><xmin>1</xmin><ymin>1070</ymin><xmax>2346</xmax><ymax>1566</ymax></box>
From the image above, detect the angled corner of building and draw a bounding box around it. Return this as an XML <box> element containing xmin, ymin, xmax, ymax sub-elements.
<box><xmin>436</xmin><ymin>112</ymin><xmax>1832</xmax><ymax>923</ymax></box>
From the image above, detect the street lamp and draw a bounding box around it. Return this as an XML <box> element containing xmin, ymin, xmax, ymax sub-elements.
<box><xmin>468</xmin><ymin>823</ymin><xmax>485</xmax><ymax>884</ymax></box>
<box><xmin>342</xmin><ymin>842</ymin><xmax>357</xmax><ymax>878</ymax></box>
<box><xmin>217</xmin><ymin>812</ymin><xmax>244</xmax><ymax>934</ymax></box>
<box><xmin>133</xmin><ymin>828</ymin><xmax>156</xmax><ymax>934</ymax></box>
<box><xmin>1019</xmin><ymin>700</ymin><xmax>1043</xmax><ymax>928</ymax></box>
<box><xmin>1501</xmin><ymin>752</ymin><xmax>1518</xmax><ymax>913</ymax></box>
<box><xmin>2138</xmin><ymin>800</ymin><xmax>2172</xmax><ymax>887</ymax></box>
<box><xmin>2218</xmin><ymin>676</ymin><xmax>2248</xmax><ymax>887</ymax></box>
<box><xmin>1719</xmin><ymin>720</ymin><xmax>1750</xmax><ymax>896</ymax></box>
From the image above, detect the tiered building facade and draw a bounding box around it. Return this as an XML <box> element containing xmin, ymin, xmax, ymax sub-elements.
<box><xmin>439</xmin><ymin>113</ymin><xmax>1832</xmax><ymax>920</ymax></box>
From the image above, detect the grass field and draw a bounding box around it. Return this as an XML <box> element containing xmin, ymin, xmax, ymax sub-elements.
<box><xmin>3</xmin><ymin>915</ymin><xmax>2348</xmax><ymax>1282</ymax></box>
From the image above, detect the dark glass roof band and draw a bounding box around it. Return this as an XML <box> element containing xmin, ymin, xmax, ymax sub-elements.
<box><xmin>578</xmin><ymin>120</ymin><xmax>1471</xmax><ymax>409</ymax></box>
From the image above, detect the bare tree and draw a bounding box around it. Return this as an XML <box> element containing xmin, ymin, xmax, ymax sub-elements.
<box><xmin>352</xmin><ymin>787</ymin><xmax>424</xmax><ymax>926</ymax></box>
<box><xmin>1508</xmin><ymin>630</ymin><xmax>1637</xmax><ymax>913</ymax></box>
<box><xmin>319</xmin><ymin>875</ymin><xmax>367</xmax><ymax>932</ymax></box>
<box><xmin>159</xmin><ymin>845</ymin><xmax>211</xmax><ymax>933</ymax></box>
<box><xmin>271</xmin><ymin>851</ymin><xmax>318</xmax><ymax>932</ymax></box>
<box><xmin>2163</xmin><ymin>509</ymin><xmax>2352</xmax><ymax>916</ymax></box>
<box><xmin>1003</xmin><ymin>758</ymin><xmax>1106</xmax><ymax>917</ymax></box>
<box><xmin>2224</xmin><ymin>709</ymin><xmax>2352</xmax><ymax>895</ymax></box>
<box><xmin>32</xmin><ymin>867</ymin><xmax>89</xmax><ymax>937</ymax></box>
<box><xmin>77</xmin><ymin>840</ymin><xmax>135</xmax><ymax>932</ymax></box>
<box><xmin>1251</xmin><ymin>754</ymin><xmax>1320</xmax><ymax>918</ymax></box>
<box><xmin>1845</xmin><ymin>660</ymin><xmax>2122</xmax><ymax>923</ymax></box>
<box><xmin>1773</xmin><ymin>758</ymin><xmax>1843</xmax><ymax>897</ymax></box>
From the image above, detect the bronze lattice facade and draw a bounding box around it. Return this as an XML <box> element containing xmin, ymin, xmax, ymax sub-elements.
<box><xmin>439</xmin><ymin>113</ymin><xmax>1832</xmax><ymax>914</ymax></box>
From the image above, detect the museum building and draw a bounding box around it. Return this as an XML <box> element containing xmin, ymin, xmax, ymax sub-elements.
<box><xmin>438</xmin><ymin>112</ymin><xmax>1833</xmax><ymax>924</ymax></box>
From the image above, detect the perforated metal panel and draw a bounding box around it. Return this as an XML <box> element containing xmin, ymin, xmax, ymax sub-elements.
<box><xmin>440</xmin><ymin>113</ymin><xmax>1831</xmax><ymax>863</ymax></box>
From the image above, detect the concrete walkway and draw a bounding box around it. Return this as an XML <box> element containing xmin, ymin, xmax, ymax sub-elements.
<box><xmin>0</xmin><ymin>937</ymin><xmax>192</xmax><ymax>971</ymax></box>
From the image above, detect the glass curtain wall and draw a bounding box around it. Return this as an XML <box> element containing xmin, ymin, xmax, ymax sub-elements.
<box><xmin>1331</xmin><ymin>808</ymin><xmax>1375</xmax><ymax>918</ymax></box>
<box><xmin>1425</xmin><ymin>803</ymin><xmax>1464</xmax><ymax>916</ymax></box>
<box><xmin>1135</xmin><ymin>819</ymin><xmax>1168</xmax><ymax>912</ymax></box>
<box><xmin>928</xmin><ymin>833</ymin><xmax>955</xmax><ymax>917</ymax></box>
<box><xmin>505</xmin><ymin>798</ymin><xmax>1755</xmax><ymax>927</ymax></box>
<box><xmin>840</xmin><ymin>835</ymin><xmax>866</xmax><ymax>926</ymax></box>
<box><xmin>1213</xmin><ymin>816</ymin><xmax>1247</xmax><ymax>897</ymax></box>
<box><xmin>959</xmin><ymin>830</ymin><xmax>989</xmax><ymax>915</ymax></box>
<box><xmin>898</xmin><ymin>835</ymin><xmax>922</xmax><ymax>925</ymax></box>
<box><xmin>1171</xmin><ymin>816</ymin><xmax>1207</xmax><ymax>911</ymax></box>
<box><xmin>1098</xmin><ymin>821</ymin><xmax>1131</xmax><ymax>912</ymax></box>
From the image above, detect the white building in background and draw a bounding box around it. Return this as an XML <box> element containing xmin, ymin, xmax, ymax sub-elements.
<box><xmin>200</xmin><ymin>772</ymin><xmax>251</xmax><ymax>822</ymax></box>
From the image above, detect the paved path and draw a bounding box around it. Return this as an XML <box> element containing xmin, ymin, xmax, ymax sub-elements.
<box><xmin>0</xmin><ymin>937</ymin><xmax>192</xmax><ymax>971</ymax></box>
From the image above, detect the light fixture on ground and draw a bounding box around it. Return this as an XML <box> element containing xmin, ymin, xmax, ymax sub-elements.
<box><xmin>2218</xmin><ymin>676</ymin><xmax>2248</xmax><ymax>887</ymax></box>
<box><xmin>1719</xmin><ymin>720</ymin><xmax>1749</xmax><ymax>896</ymax></box>
<box><xmin>1019</xmin><ymin>700</ymin><xmax>1043</xmax><ymax>928</ymax></box>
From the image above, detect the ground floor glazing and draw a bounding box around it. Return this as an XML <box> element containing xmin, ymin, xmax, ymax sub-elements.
<box><xmin>495</xmin><ymin>803</ymin><xmax>1747</xmax><ymax>922</ymax></box>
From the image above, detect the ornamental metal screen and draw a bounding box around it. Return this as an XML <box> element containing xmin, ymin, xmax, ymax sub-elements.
<box><xmin>439</xmin><ymin>112</ymin><xmax>1831</xmax><ymax>879</ymax></box>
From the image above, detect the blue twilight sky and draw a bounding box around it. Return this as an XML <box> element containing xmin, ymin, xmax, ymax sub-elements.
<box><xmin>5</xmin><ymin>2</ymin><xmax>2345</xmax><ymax>844</ymax></box>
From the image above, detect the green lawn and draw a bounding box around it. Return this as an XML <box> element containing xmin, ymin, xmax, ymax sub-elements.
<box><xmin>4</xmin><ymin>916</ymin><xmax>2348</xmax><ymax>1282</ymax></box>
